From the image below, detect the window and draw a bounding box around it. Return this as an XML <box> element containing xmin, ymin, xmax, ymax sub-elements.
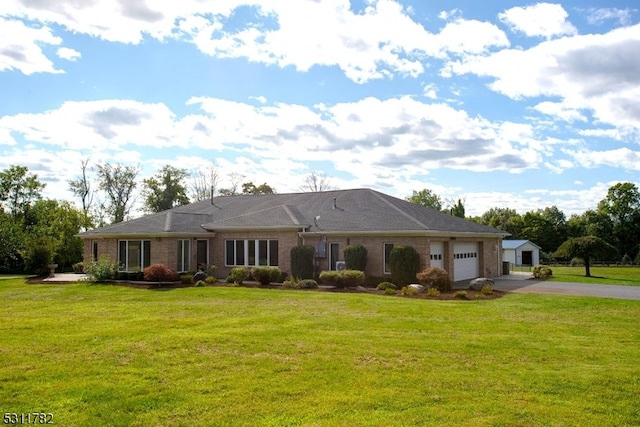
<box><xmin>329</xmin><ymin>243</ymin><xmax>339</xmax><ymax>270</ymax></box>
<box><xmin>384</xmin><ymin>243</ymin><xmax>394</xmax><ymax>274</ymax></box>
<box><xmin>196</xmin><ymin>240</ymin><xmax>209</xmax><ymax>269</ymax></box>
<box><xmin>92</xmin><ymin>240</ymin><xmax>98</xmax><ymax>261</ymax></box>
<box><xmin>118</xmin><ymin>240</ymin><xmax>151</xmax><ymax>272</ymax></box>
<box><xmin>177</xmin><ymin>239</ymin><xmax>190</xmax><ymax>272</ymax></box>
<box><xmin>225</xmin><ymin>239</ymin><xmax>278</xmax><ymax>267</ymax></box>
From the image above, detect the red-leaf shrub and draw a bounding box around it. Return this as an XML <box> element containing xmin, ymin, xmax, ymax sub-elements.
<box><xmin>143</xmin><ymin>264</ymin><xmax>179</xmax><ymax>282</ymax></box>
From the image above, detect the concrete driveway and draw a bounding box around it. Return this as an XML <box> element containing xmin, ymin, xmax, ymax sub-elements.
<box><xmin>493</xmin><ymin>272</ymin><xmax>640</xmax><ymax>301</ymax></box>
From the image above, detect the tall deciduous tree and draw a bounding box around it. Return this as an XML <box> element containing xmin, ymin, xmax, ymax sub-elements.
<box><xmin>190</xmin><ymin>160</ymin><xmax>221</xmax><ymax>201</ymax></box>
<box><xmin>142</xmin><ymin>165</ymin><xmax>190</xmax><ymax>213</ymax></box>
<box><xmin>0</xmin><ymin>165</ymin><xmax>45</xmax><ymax>218</ymax></box>
<box><xmin>449</xmin><ymin>198</ymin><xmax>465</xmax><ymax>218</ymax></box>
<box><xmin>597</xmin><ymin>182</ymin><xmax>640</xmax><ymax>259</ymax></box>
<box><xmin>67</xmin><ymin>158</ymin><xmax>94</xmax><ymax>229</ymax></box>
<box><xmin>95</xmin><ymin>163</ymin><xmax>139</xmax><ymax>224</ymax></box>
<box><xmin>299</xmin><ymin>171</ymin><xmax>335</xmax><ymax>192</ymax></box>
<box><xmin>407</xmin><ymin>188</ymin><xmax>443</xmax><ymax>211</ymax></box>
<box><xmin>554</xmin><ymin>236</ymin><xmax>619</xmax><ymax>277</ymax></box>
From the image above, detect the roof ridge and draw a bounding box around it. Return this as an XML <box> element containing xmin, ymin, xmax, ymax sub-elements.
<box><xmin>367</xmin><ymin>189</ymin><xmax>430</xmax><ymax>229</ymax></box>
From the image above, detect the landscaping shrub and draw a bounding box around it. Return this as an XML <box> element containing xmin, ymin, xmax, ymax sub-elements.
<box><xmin>532</xmin><ymin>264</ymin><xmax>553</xmax><ymax>279</ymax></box>
<box><xmin>340</xmin><ymin>270</ymin><xmax>365</xmax><ymax>287</ymax></box>
<box><xmin>22</xmin><ymin>238</ymin><xmax>53</xmax><ymax>276</ymax></box>
<box><xmin>298</xmin><ymin>279</ymin><xmax>319</xmax><ymax>289</ymax></box>
<box><xmin>454</xmin><ymin>290</ymin><xmax>468</xmax><ymax>300</ymax></box>
<box><xmin>389</xmin><ymin>246</ymin><xmax>420</xmax><ymax>287</ymax></box>
<box><xmin>401</xmin><ymin>286</ymin><xmax>418</xmax><ymax>296</ymax></box>
<box><xmin>205</xmin><ymin>276</ymin><xmax>216</xmax><ymax>285</ymax></box>
<box><xmin>319</xmin><ymin>270</ymin><xmax>364</xmax><ymax>288</ymax></box>
<box><xmin>425</xmin><ymin>287</ymin><xmax>441</xmax><ymax>297</ymax></box>
<box><xmin>319</xmin><ymin>271</ymin><xmax>340</xmax><ymax>287</ymax></box>
<box><xmin>344</xmin><ymin>244</ymin><xmax>368</xmax><ymax>271</ymax></box>
<box><xmin>72</xmin><ymin>262</ymin><xmax>84</xmax><ymax>274</ymax></box>
<box><xmin>481</xmin><ymin>284</ymin><xmax>493</xmax><ymax>295</ymax></box>
<box><xmin>376</xmin><ymin>282</ymin><xmax>396</xmax><ymax>291</ymax></box>
<box><xmin>229</xmin><ymin>266</ymin><xmax>249</xmax><ymax>284</ymax></box>
<box><xmin>251</xmin><ymin>266</ymin><xmax>282</xmax><ymax>286</ymax></box>
<box><xmin>180</xmin><ymin>274</ymin><xmax>193</xmax><ymax>285</ymax></box>
<box><xmin>143</xmin><ymin>264</ymin><xmax>178</xmax><ymax>283</ymax></box>
<box><xmin>290</xmin><ymin>245</ymin><xmax>315</xmax><ymax>279</ymax></box>
<box><xmin>84</xmin><ymin>256</ymin><xmax>119</xmax><ymax>282</ymax></box>
<box><xmin>384</xmin><ymin>287</ymin><xmax>396</xmax><ymax>295</ymax></box>
<box><xmin>194</xmin><ymin>280</ymin><xmax>206</xmax><ymax>287</ymax></box>
<box><xmin>416</xmin><ymin>266</ymin><xmax>451</xmax><ymax>291</ymax></box>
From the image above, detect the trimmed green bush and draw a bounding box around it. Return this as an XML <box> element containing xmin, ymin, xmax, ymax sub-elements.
<box><xmin>298</xmin><ymin>279</ymin><xmax>319</xmax><ymax>289</ymax></box>
<box><xmin>194</xmin><ymin>280</ymin><xmax>206</xmax><ymax>287</ymax></box>
<box><xmin>290</xmin><ymin>245</ymin><xmax>315</xmax><ymax>279</ymax></box>
<box><xmin>425</xmin><ymin>288</ymin><xmax>441</xmax><ymax>297</ymax></box>
<box><xmin>229</xmin><ymin>267</ymin><xmax>249</xmax><ymax>284</ymax></box>
<box><xmin>376</xmin><ymin>281</ymin><xmax>396</xmax><ymax>291</ymax></box>
<box><xmin>205</xmin><ymin>276</ymin><xmax>216</xmax><ymax>284</ymax></box>
<box><xmin>319</xmin><ymin>270</ymin><xmax>364</xmax><ymax>288</ymax></box>
<box><xmin>416</xmin><ymin>266</ymin><xmax>451</xmax><ymax>291</ymax></box>
<box><xmin>180</xmin><ymin>274</ymin><xmax>193</xmax><ymax>285</ymax></box>
<box><xmin>22</xmin><ymin>237</ymin><xmax>53</xmax><ymax>276</ymax></box>
<box><xmin>481</xmin><ymin>284</ymin><xmax>493</xmax><ymax>295</ymax></box>
<box><xmin>384</xmin><ymin>287</ymin><xmax>396</xmax><ymax>295</ymax></box>
<box><xmin>344</xmin><ymin>244</ymin><xmax>368</xmax><ymax>271</ymax></box>
<box><xmin>251</xmin><ymin>266</ymin><xmax>282</xmax><ymax>286</ymax></box>
<box><xmin>532</xmin><ymin>264</ymin><xmax>553</xmax><ymax>279</ymax></box>
<box><xmin>454</xmin><ymin>290</ymin><xmax>468</xmax><ymax>300</ymax></box>
<box><xmin>389</xmin><ymin>245</ymin><xmax>421</xmax><ymax>287</ymax></box>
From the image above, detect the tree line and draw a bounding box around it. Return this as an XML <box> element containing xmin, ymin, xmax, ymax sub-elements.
<box><xmin>0</xmin><ymin>162</ymin><xmax>333</xmax><ymax>274</ymax></box>
<box><xmin>407</xmin><ymin>183</ymin><xmax>640</xmax><ymax>267</ymax></box>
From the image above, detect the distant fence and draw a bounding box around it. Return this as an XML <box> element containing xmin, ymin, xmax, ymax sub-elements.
<box><xmin>508</xmin><ymin>262</ymin><xmax>638</xmax><ymax>272</ymax></box>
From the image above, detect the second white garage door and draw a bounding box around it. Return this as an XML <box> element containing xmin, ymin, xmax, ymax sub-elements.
<box><xmin>453</xmin><ymin>242</ymin><xmax>479</xmax><ymax>281</ymax></box>
<box><xmin>430</xmin><ymin>242</ymin><xmax>443</xmax><ymax>268</ymax></box>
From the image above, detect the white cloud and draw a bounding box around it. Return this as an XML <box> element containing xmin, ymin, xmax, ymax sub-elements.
<box><xmin>0</xmin><ymin>17</ymin><xmax>62</xmax><ymax>75</ymax></box>
<box><xmin>56</xmin><ymin>47</ymin><xmax>81</xmax><ymax>61</ymax></box>
<box><xmin>498</xmin><ymin>3</ymin><xmax>578</xmax><ymax>39</ymax></box>
<box><xmin>585</xmin><ymin>7</ymin><xmax>636</xmax><ymax>26</ymax></box>
<box><xmin>447</xmin><ymin>23</ymin><xmax>640</xmax><ymax>135</ymax></box>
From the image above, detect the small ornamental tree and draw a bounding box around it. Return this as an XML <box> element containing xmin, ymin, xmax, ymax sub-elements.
<box><xmin>416</xmin><ymin>266</ymin><xmax>451</xmax><ymax>291</ymax></box>
<box><xmin>143</xmin><ymin>264</ymin><xmax>178</xmax><ymax>283</ymax></box>
<box><xmin>344</xmin><ymin>244</ymin><xmax>368</xmax><ymax>271</ymax></box>
<box><xmin>290</xmin><ymin>245</ymin><xmax>315</xmax><ymax>279</ymax></box>
<box><xmin>554</xmin><ymin>235</ymin><xmax>619</xmax><ymax>277</ymax></box>
<box><xmin>388</xmin><ymin>245</ymin><xmax>421</xmax><ymax>287</ymax></box>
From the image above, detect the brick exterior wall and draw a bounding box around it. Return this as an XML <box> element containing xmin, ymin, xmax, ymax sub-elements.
<box><xmin>84</xmin><ymin>233</ymin><xmax>502</xmax><ymax>281</ymax></box>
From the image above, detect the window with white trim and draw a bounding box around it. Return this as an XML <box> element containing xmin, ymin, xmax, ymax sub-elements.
<box><xmin>225</xmin><ymin>239</ymin><xmax>279</xmax><ymax>267</ymax></box>
<box><xmin>118</xmin><ymin>240</ymin><xmax>151</xmax><ymax>272</ymax></box>
<box><xmin>383</xmin><ymin>243</ymin><xmax>394</xmax><ymax>274</ymax></box>
<box><xmin>177</xmin><ymin>239</ymin><xmax>190</xmax><ymax>272</ymax></box>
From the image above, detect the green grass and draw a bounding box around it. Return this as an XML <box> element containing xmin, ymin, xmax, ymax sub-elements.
<box><xmin>546</xmin><ymin>266</ymin><xmax>640</xmax><ymax>286</ymax></box>
<box><xmin>1</xmin><ymin>278</ymin><xmax>640</xmax><ymax>426</ymax></box>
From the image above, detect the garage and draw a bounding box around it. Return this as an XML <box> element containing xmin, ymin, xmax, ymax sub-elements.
<box><xmin>430</xmin><ymin>242</ymin><xmax>443</xmax><ymax>268</ymax></box>
<box><xmin>453</xmin><ymin>242</ymin><xmax>479</xmax><ymax>281</ymax></box>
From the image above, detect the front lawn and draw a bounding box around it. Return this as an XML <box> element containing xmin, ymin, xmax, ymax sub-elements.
<box><xmin>546</xmin><ymin>266</ymin><xmax>640</xmax><ymax>286</ymax></box>
<box><xmin>1</xmin><ymin>278</ymin><xmax>639</xmax><ymax>426</ymax></box>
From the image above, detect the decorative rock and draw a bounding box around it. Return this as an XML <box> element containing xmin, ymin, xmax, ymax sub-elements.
<box><xmin>355</xmin><ymin>286</ymin><xmax>368</xmax><ymax>292</ymax></box>
<box><xmin>191</xmin><ymin>271</ymin><xmax>208</xmax><ymax>283</ymax></box>
<box><xmin>408</xmin><ymin>284</ymin><xmax>426</xmax><ymax>294</ymax></box>
<box><xmin>468</xmin><ymin>277</ymin><xmax>494</xmax><ymax>291</ymax></box>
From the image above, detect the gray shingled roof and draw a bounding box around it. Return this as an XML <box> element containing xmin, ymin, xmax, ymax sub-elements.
<box><xmin>79</xmin><ymin>188</ymin><xmax>507</xmax><ymax>237</ymax></box>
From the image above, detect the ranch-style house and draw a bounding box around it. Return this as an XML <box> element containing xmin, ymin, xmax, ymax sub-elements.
<box><xmin>79</xmin><ymin>188</ymin><xmax>509</xmax><ymax>282</ymax></box>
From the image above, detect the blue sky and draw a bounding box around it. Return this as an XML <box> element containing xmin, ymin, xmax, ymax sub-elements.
<box><xmin>1</xmin><ymin>1</ymin><xmax>639</xmax><ymax>217</ymax></box>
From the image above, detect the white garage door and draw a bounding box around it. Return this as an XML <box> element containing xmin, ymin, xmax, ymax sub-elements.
<box><xmin>430</xmin><ymin>242</ymin><xmax>443</xmax><ymax>268</ymax></box>
<box><xmin>454</xmin><ymin>242</ymin><xmax>479</xmax><ymax>281</ymax></box>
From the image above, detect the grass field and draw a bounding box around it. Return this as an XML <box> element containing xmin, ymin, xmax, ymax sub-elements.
<box><xmin>512</xmin><ymin>265</ymin><xmax>640</xmax><ymax>286</ymax></box>
<box><xmin>1</xmin><ymin>277</ymin><xmax>640</xmax><ymax>426</ymax></box>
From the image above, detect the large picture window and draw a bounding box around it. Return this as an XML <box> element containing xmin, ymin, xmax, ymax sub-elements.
<box><xmin>383</xmin><ymin>243</ymin><xmax>394</xmax><ymax>274</ymax></box>
<box><xmin>118</xmin><ymin>240</ymin><xmax>151</xmax><ymax>272</ymax></box>
<box><xmin>225</xmin><ymin>239</ymin><xmax>278</xmax><ymax>267</ymax></box>
<box><xmin>177</xmin><ymin>239</ymin><xmax>190</xmax><ymax>272</ymax></box>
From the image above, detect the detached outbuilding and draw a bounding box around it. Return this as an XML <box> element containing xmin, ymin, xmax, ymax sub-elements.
<box><xmin>502</xmin><ymin>240</ymin><xmax>541</xmax><ymax>267</ymax></box>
